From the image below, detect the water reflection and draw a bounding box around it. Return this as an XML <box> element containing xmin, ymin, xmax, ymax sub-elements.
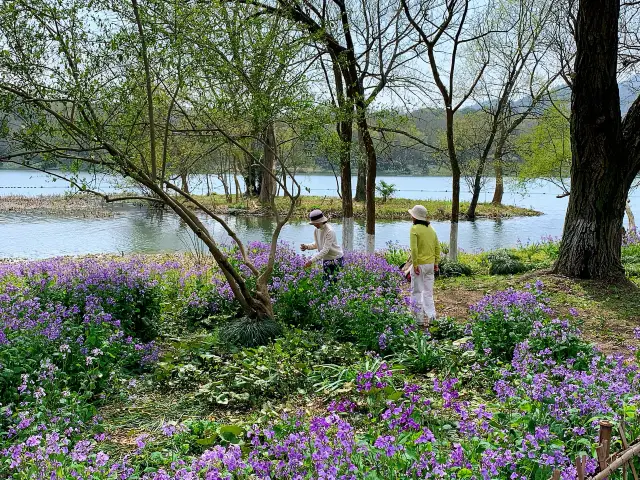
<box><xmin>1</xmin><ymin>170</ymin><xmax>638</xmax><ymax>259</ymax></box>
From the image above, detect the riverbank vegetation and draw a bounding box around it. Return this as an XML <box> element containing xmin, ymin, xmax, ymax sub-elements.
<box><xmin>0</xmin><ymin>194</ymin><xmax>540</xmax><ymax>221</ymax></box>
<box><xmin>1</xmin><ymin>233</ymin><xmax>639</xmax><ymax>478</ymax></box>
<box><xmin>191</xmin><ymin>195</ymin><xmax>541</xmax><ymax>221</ymax></box>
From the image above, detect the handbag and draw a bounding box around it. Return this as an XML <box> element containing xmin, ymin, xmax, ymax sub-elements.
<box><xmin>400</xmin><ymin>255</ymin><xmax>412</xmax><ymax>282</ymax></box>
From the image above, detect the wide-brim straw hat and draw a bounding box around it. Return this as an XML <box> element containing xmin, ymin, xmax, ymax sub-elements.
<box><xmin>309</xmin><ymin>209</ymin><xmax>328</xmax><ymax>224</ymax></box>
<box><xmin>408</xmin><ymin>205</ymin><xmax>428</xmax><ymax>221</ymax></box>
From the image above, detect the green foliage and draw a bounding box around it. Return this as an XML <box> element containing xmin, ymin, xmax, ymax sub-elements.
<box><xmin>428</xmin><ymin>316</ymin><xmax>467</xmax><ymax>341</ymax></box>
<box><xmin>218</xmin><ymin>317</ymin><xmax>283</xmax><ymax>348</ymax></box>
<box><xmin>438</xmin><ymin>258</ymin><xmax>473</xmax><ymax>277</ymax></box>
<box><xmin>517</xmin><ymin>102</ymin><xmax>571</xmax><ymax>192</ymax></box>
<box><xmin>622</xmin><ymin>244</ymin><xmax>640</xmax><ymax>277</ymax></box>
<box><xmin>486</xmin><ymin>250</ymin><xmax>531</xmax><ymax>275</ymax></box>
<box><xmin>471</xmin><ymin>289</ymin><xmax>547</xmax><ymax>361</ymax></box>
<box><xmin>375</xmin><ymin>180</ymin><xmax>397</xmax><ymax>203</ymax></box>
<box><xmin>381</xmin><ymin>242</ymin><xmax>409</xmax><ymax>268</ymax></box>
<box><xmin>157</xmin><ymin>329</ymin><xmax>359</xmax><ymax>407</ymax></box>
<box><xmin>392</xmin><ymin>331</ymin><xmax>444</xmax><ymax>373</ymax></box>
<box><xmin>527</xmin><ymin>319</ymin><xmax>596</xmax><ymax>370</ymax></box>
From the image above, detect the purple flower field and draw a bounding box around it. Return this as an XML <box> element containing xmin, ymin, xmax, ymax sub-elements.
<box><xmin>1</xmin><ymin>244</ymin><xmax>639</xmax><ymax>479</ymax></box>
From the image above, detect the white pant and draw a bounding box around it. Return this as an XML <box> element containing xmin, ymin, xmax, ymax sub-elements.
<box><xmin>411</xmin><ymin>263</ymin><xmax>436</xmax><ymax>324</ymax></box>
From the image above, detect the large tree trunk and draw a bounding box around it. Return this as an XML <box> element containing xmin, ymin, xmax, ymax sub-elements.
<box><xmin>554</xmin><ymin>0</ymin><xmax>628</xmax><ymax>280</ymax></box>
<box><xmin>445</xmin><ymin>109</ymin><xmax>460</xmax><ymax>261</ymax></box>
<box><xmin>259</xmin><ymin>123</ymin><xmax>277</xmax><ymax>205</ymax></box>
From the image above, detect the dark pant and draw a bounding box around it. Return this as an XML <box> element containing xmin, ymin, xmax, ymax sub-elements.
<box><xmin>323</xmin><ymin>257</ymin><xmax>344</xmax><ymax>283</ymax></box>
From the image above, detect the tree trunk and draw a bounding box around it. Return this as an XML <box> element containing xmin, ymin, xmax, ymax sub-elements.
<box><xmin>355</xmin><ymin>107</ymin><xmax>377</xmax><ymax>246</ymax></box>
<box><xmin>446</xmin><ymin>109</ymin><xmax>460</xmax><ymax>261</ymax></box>
<box><xmin>492</xmin><ymin>142</ymin><xmax>505</xmax><ymax>205</ymax></box>
<box><xmin>340</xmin><ymin>128</ymin><xmax>354</xmax><ymax>218</ymax></box>
<box><xmin>626</xmin><ymin>199</ymin><xmax>636</xmax><ymax>231</ymax></box>
<box><xmin>206</xmin><ymin>174</ymin><xmax>211</xmax><ymax>196</ymax></box>
<box><xmin>244</xmin><ymin>149</ymin><xmax>259</xmax><ymax>197</ymax></box>
<box><xmin>554</xmin><ymin>0</ymin><xmax>628</xmax><ymax>280</ymax></box>
<box><xmin>259</xmin><ymin>123</ymin><xmax>277</xmax><ymax>205</ymax></box>
<box><xmin>330</xmin><ymin>52</ymin><xmax>354</xmax><ymax>219</ymax></box>
<box><xmin>218</xmin><ymin>174</ymin><xmax>230</xmax><ymax>201</ymax></box>
<box><xmin>466</xmin><ymin>157</ymin><xmax>487</xmax><ymax>219</ymax></box>
<box><xmin>233</xmin><ymin>155</ymin><xmax>241</xmax><ymax>203</ymax></box>
<box><xmin>180</xmin><ymin>171</ymin><xmax>190</xmax><ymax>195</ymax></box>
<box><xmin>355</xmin><ymin>138</ymin><xmax>367</xmax><ymax>202</ymax></box>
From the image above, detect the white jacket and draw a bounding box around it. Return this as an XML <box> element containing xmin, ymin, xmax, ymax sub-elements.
<box><xmin>305</xmin><ymin>223</ymin><xmax>344</xmax><ymax>263</ymax></box>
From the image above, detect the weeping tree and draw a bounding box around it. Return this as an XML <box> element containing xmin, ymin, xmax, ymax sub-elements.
<box><xmin>554</xmin><ymin>0</ymin><xmax>640</xmax><ymax>280</ymax></box>
<box><xmin>0</xmin><ymin>0</ymin><xmax>310</xmax><ymax>320</ymax></box>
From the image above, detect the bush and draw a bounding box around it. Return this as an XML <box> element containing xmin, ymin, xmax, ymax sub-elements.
<box><xmin>486</xmin><ymin>250</ymin><xmax>530</xmax><ymax>275</ymax></box>
<box><xmin>438</xmin><ymin>259</ymin><xmax>473</xmax><ymax>277</ymax></box>
<box><xmin>376</xmin><ymin>180</ymin><xmax>397</xmax><ymax>202</ymax></box>
<box><xmin>381</xmin><ymin>241</ymin><xmax>409</xmax><ymax>268</ymax></box>
<box><xmin>526</xmin><ymin>317</ymin><xmax>596</xmax><ymax>370</ymax></box>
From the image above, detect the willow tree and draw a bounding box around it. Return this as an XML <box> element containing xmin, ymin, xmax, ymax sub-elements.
<box><xmin>554</xmin><ymin>0</ymin><xmax>640</xmax><ymax>279</ymax></box>
<box><xmin>0</xmin><ymin>0</ymin><xmax>308</xmax><ymax>320</ymax></box>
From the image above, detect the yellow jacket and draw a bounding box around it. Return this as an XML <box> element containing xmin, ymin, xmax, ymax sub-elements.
<box><xmin>410</xmin><ymin>224</ymin><xmax>440</xmax><ymax>266</ymax></box>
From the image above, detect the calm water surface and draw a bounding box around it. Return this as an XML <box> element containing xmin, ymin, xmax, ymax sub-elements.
<box><xmin>0</xmin><ymin>170</ymin><xmax>638</xmax><ymax>259</ymax></box>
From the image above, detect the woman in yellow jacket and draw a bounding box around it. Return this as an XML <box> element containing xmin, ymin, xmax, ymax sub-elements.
<box><xmin>408</xmin><ymin>205</ymin><xmax>440</xmax><ymax>326</ymax></box>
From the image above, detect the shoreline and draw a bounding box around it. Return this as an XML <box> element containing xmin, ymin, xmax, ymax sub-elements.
<box><xmin>0</xmin><ymin>193</ymin><xmax>542</xmax><ymax>221</ymax></box>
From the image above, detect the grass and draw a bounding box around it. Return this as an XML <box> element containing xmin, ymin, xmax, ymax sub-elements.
<box><xmin>191</xmin><ymin>195</ymin><xmax>541</xmax><ymax>221</ymax></box>
<box><xmin>0</xmin><ymin>193</ymin><xmax>540</xmax><ymax>221</ymax></box>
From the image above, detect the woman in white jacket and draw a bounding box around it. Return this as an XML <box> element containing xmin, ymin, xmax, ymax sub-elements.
<box><xmin>300</xmin><ymin>209</ymin><xmax>344</xmax><ymax>282</ymax></box>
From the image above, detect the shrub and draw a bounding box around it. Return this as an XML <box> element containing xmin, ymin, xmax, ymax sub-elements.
<box><xmin>428</xmin><ymin>316</ymin><xmax>467</xmax><ymax>340</ymax></box>
<box><xmin>526</xmin><ymin>317</ymin><xmax>596</xmax><ymax>370</ymax></box>
<box><xmin>381</xmin><ymin>241</ymin><xmax>409</xmax><ymax>268</ymax></box>
<box><xmin>438</xmin><ymin>259</ymin><xmax>473</xmax><ymax>277</ymax></box>
<box><xmin>486</xmin><ymin>250</ymin><xmax>530</xmax><ymax>275</ymax></box>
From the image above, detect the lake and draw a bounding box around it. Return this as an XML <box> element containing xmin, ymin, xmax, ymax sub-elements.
<box><xmin>0</xmin><ymin>169</ymin><xmax>638</xmax><ymax>259</ymax></box>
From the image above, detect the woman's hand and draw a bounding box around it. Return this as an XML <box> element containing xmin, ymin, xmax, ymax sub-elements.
<box><xmin>304</xmin><ymin>261</ymin><xmax>312</xmax><ymax>269</ymax></box>
<box><xmin>300</xmin><ymin>244</ymin><xmax>307</xmax><ymax>251</ymax></box>
<box><xmin>434</xmin><ymin>264</ymin><xmax>439</xmax><ymax>272</ymax></box>
<box><xmin>414</xmin><ymin>265</ymin><xmax>420</xmax><ymax>274</ymax></box>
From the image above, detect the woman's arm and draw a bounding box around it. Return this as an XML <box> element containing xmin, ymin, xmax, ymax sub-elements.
<box><xmin>311</xmin><ymin>229</ymin><xmax>335</xmax><ymax>262</ymax></box>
